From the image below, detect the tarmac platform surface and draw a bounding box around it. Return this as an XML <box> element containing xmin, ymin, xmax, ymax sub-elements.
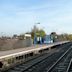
<box><xmin>0</xmin><ymin>41</ymin><xmax>68</xmax><ymax>57</ymax></box>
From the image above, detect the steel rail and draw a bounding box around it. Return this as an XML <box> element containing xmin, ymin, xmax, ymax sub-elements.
<box><xmin>66</xmin><ymin>59</ymin><xmax>72</xmax><ymax>72</ymax></box>
<box><xmin>47</xmin><ymin>46</ymin><xmax>72</xmax><ymax>72</ymax></box>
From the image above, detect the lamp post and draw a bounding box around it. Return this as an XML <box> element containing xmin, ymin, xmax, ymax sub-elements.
<box><xmin>34</xmin><ymin>25</ymin><xmax>37</xmax><ymax>45</ymax></box>
<box><xmin>34</xmin><ymin>22</ymin><xmax>40</xmax><ymax>45</ymax></box>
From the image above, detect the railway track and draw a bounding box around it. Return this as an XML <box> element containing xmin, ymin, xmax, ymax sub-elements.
<box><xmin>66</xmin><ymin>58</ymin><xmax>72</xmax><ymax>72</ymax></box>
<box><xmin>5</xmin><ymin>50</ymin><xmax>59</xmax><ymax>72</ymax></box>
<box><xmin>47</xmin><ymin>46</ymin><xmax>72</xmax><ymax>72</ymax></box>
<box><xmin>24</xmin><ymin>44</ymin><xmax>72</xmax><ymax>72</ymax></box>
<box><xmin>4</xmin><ymin>42</ymin><xmax>72</xmax><ymax>72</ymax></box>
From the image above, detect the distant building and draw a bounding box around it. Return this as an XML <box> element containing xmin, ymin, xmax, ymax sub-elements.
<box><xmin>24</xmin><ymin>34</ymin><xmax>31</xmax><ymax>39</ymax></box>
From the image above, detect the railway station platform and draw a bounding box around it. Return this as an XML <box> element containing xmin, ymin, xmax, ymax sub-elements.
<box><xmin>0</xmin><ymin>41</ymin><xmax>69</xmax><ymax>57</ymax></box>
<box><xmin>0</xmin><ymin>41</ymin><xmax>70</xmax><ymax>71</ymax></box>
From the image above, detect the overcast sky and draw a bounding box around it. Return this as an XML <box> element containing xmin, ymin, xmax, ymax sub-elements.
<box><xmin>0</xmin><ymin>0</ymin><xmax>72</xmax><ymax>36</ymax></box>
